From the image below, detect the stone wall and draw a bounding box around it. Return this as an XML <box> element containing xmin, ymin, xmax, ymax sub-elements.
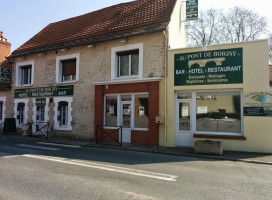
<box><xmin>10</xmin><ymin>32</ymin><xmax>166</xmax><ymax>140</ymax></box>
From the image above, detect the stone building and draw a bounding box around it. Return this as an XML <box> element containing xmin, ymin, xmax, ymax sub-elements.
<box><xmin>7</xmin><ymin>0</ymin><xmax>186</xmax><ymax>145</ymax></box>
<box><xmin>0</xmin><ymin>32</ymin><xmax>12</xmax><ymax>125</ymax></box>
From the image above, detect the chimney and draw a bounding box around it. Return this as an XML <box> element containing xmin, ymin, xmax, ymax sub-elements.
<box><xmin>0</xmin><ymin>31</ymin><xmax>11</xmax><ymax>63</ymax></box>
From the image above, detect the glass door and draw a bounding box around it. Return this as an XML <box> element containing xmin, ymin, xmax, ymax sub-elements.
<box><xmin>176</xmin><ymin>100</ymin><xmax>194</xmax><ymax>147</ymax></box>
<box><xmin>121</xmin><ymin>102</ymin><xmax>131</xmax><ymax>143</ymax></box>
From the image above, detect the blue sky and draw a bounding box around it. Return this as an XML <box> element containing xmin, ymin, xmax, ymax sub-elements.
<box><xmin>1</xmin><ymin>0</ymin><xmax>271</xmax><ymax>52</ymax></box>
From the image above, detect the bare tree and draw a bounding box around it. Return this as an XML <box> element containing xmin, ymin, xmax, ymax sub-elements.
<box><xmin>269</xmin><ymin>35</ymin><xmax>272</xmax><ymax>64</ymax></box>
<box><xmin>221</xmin><ymin>7</ymin><xmax>268</xmax><ymax>42</ymax></box>
<box><xmin>186</xmin><ymin>7</ymin><xmax>269</xmax><ymax>46</ymax></box>
<box><xmin>186</xmin><ymin>9</ymin><xmax>223</xmax><ymax>46</ymax></box>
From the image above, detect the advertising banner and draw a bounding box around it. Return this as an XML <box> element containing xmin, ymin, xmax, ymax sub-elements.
<box><xmin>244</xmin><ymin>92</ymin><xmax>272</xmax><ymax>116</ymax></box>
<box><xmin>186</xmin><ymin>0</ymin><xmax>198</xmax><ymax>20</ymax></box>
<box><xmin>14</xmin><ymin>85</ymin><xmax>74</xmax><ymax>98</ymax></box>
<box><xmin>174</xmin><ymin>48</ymin><xmax>243</xmax><ymax>86</ymax></box>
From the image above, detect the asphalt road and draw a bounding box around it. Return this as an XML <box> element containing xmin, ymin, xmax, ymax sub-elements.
<box><xmin>0</xmin><ymin>138</ymin><xmax>272</xmax><ymax>200</ymax></box>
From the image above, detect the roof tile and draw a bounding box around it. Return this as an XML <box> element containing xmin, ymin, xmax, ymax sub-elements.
<box><xmin>12</xmin><ymin>0</ymin><xmax>176</xmax><ymax>56</ymax></box>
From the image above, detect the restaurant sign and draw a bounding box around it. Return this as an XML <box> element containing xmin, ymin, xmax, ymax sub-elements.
<box><xmin>186</xmin><ymin>0</ymin><xmax>198</xmax><ymax>21</ymax></box>
<box><xmin>14</xmin><ymin>85</ymin><xmax>74</xmax><ymax>98</ymax></box>
<box><xmin>174</xmin><ymin>48</ymin><xmax>243</xmax><ymax>86</ymax></box>
<box><xmin>244</xmin><ymin>92</ymin><xmax>272</xmax><ymax>117</ymax></box>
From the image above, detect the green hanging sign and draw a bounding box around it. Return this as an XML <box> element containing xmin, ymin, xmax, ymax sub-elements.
<box><xmin>186</xmin><ymin>0</ymin><xmax>198</xmax><ymax>21</ymax></box>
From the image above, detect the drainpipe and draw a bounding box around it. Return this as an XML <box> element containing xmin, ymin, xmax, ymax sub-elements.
<box><xmin>163</xmin><ymin>30</ymin><xmax>168</xmax><ymax>147</ymax></box>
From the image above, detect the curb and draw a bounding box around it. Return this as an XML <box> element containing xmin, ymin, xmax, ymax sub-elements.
<box><xmin>2</xmin><ymin>135</ymin><xmax>272</xmax><ymax>165</ymax></box>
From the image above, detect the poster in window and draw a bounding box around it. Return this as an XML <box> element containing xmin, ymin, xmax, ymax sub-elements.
<box><xmin>109</xmin><ymin>106</ymin><xmax>115</xmax><ymax>115</ymax></box>
<box><xmin>139</xmin><ymin>106</ymin><xmax>145</xmax><ymax>116</ymax></box>
<box><xmin>181</xmin><ymin>107</ymin><xmax>189</xmax><ymax>117</ymax></box>
<box><xmin>123</xmin><ymin>108</ymin><xmax>131</xmax><ymax>116</ymax></box>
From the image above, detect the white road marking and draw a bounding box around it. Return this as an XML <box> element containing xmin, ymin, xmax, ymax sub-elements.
<box><xmin>37</xmin><ymin>142</ymin><xmax>81</xmax><ymax>148</ymax></box>
<box><xmin>23</xmin><ymin>154</ymin><xmax>178</xmax><ymax>182</ymax></box>
<box><xmin>17</xmin><ymin>144</ymin><xmax>60</xmax><ymax>151</ymax></box>
<box><xmin>2</xmin><ymin>155</ymin><xmax>21</xmax><ymax>159</ymax></box>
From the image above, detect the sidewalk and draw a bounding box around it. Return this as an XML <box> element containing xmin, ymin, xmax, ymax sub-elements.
<box><xmin>2</xmin><ymin>134</ymin><xmax>272</xmax><ymax>165</ymax></box>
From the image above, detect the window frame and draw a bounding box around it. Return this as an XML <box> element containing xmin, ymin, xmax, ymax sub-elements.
<box><xmin>111</xmin><ymin>43</ymin><xmax>143</xmax><ymax>80</ymax></box>
<box><xmin>53</xmin><ymin>97</ymin><xmax>73</xmax><ymax>130</ymax></box>
<box><xmin>56</xmin><ymin>53</ymin><xmax>80</xmax><ymax>84</ymax></box>
<box><xmin>104</xmin><ymin>93</ymin><xmax>149</xmax><ymax>131</ymax></box>
<box><xmin>176</xmin><ymin>90</ymin><xmax>244</xmax><ymax>136</ymax></box>
<box><xmin>14</xmin><ymin>99</ymin><xmax>29</xmax><ymax>127</ymax></box>
<box><xmin>16</xmin><ymin>60</ymin><xmax>34</xmax><ymax>87</ymax></box>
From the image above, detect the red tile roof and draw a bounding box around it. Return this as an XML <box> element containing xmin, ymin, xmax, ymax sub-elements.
<box><xmin>11</xmin><ymin>0</ymin><xmax>176</xmax><ymax>57</ymax></box>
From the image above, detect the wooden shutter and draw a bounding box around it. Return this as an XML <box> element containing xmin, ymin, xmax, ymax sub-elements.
<box><xmin>62</xmin><ymin>59</ymin><xmax>76</xmax><ymax>76</ymax></box>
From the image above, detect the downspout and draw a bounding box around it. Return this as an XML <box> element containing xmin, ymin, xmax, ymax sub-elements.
<box><xmin>163</xmin><ymin>29</ymin><xmax>168</xmax><ymax>147</ymax></box>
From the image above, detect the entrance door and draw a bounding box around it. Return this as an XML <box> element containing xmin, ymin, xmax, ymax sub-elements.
<box><xmin>120</xmin><ymin>102</ymin><xmax>131</xmax><ymax>143</ymax></box>
<box><xmin>176</xmin><ymin>100</ymin><xmax>194</xmax><ymax>147</ymax></box>
<box><xmin>36</xmin><ymin>106</ymin><xmax>45</xmax><ymax>135</ymax></box>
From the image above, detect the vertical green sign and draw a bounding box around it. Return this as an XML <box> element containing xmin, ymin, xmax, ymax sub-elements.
<box><xmin>35</xmin><ymin>98</ymin><xmax>46</xmax><ymax>106</ymax></box>
<box><xmin>174</xmin><ymin>48</ymin><xmax>243</xmax><ymax>86</ymax></box>
<box><xmin>186</xmin><ymin>0</ymin><xmax>198</xmax><ymax>21</ymax></box>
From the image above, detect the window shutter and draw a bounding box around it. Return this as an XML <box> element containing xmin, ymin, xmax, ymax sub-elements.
<box><xmin>62</xmin><ymin>59</ymin><xmax>76</xmax><ymax>76</ymax></box>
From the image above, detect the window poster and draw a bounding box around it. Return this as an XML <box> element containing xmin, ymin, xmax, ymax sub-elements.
<box><xmin>244</xmin><ymin>92</ymin><xmax>272</xmax><ymax>116</ymax></box>
<box><xmin>139</xmin><ymin>106</ymin><xmax>145</xmax><ymax>116</ymax></box>
<box><xmin>109</xmin><ymin>106</ymin><xmax>115</xmax><ymax>115</ymax></box>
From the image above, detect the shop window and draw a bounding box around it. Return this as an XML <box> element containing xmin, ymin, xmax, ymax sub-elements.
<box><xmin>54</xmin><ymin>97</ymin><xmax>73</xmax><ymax>130</ymax></box>
<box><xmin>111</xmin><ymin>43</ymin><xmax>143</xmax><ymax>80</ymax></box>
<box><xmin>56</xmin><ymin>53</ymin><xmax>79</xmax><ymax>83</ymax></box>
<box><xmin>134</xmin><ymin>94</ymin><xmax>149</xmax><ymax>129</ymax></box>
<box><xmin>16</xmin><ymin>61</ymin><xmax>34</xmax><ymax>86</ymax></box>
<box><xmin>104</xmin><ymin>93</ymin><xmax>149</xmax><ymax>130</ymax></box>
<box><xmin>105</xmin><ymin>96</ymin><xmax>118</xmax><ymax>126</ymax></box>
<box><xmin>196</xmin><ymin>91</ymin><xmax>241</xmax><ymax>134</ymax></box>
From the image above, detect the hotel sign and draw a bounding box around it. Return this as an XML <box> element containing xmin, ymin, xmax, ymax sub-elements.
<box><xmin>14</xmin><ymin>85</ymin><xmax>74</xmax><ymax>98</ymax></box>
<box><xmin>174</xmin><ymin>48</ymin><xmax>243</xmax><ymax>86</ymax></box>
<box><xmin>186</xmin><ymin>0</ymin><xmax>198</xmax><ymax>21</ymax></box>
